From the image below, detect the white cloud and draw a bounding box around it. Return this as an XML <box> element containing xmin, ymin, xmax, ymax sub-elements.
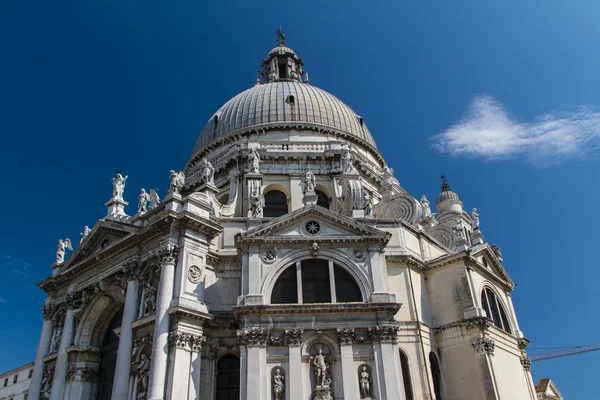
<box><xmin>430</xmin><ymin>94</ymin><xmax>600</xmax><ymax>165</ymax></box>
<box><xmin>0</xmin><ymin>296</ymin><xmax>7</xmax><ymax>304</ymax></box>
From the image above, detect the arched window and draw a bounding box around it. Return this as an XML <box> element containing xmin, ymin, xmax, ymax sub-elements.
<box><xmin>399</xmin><ymin>351</ymin><xmax>414</xmax><ymax>400</ymax></box>
<box><xmin>97</xmin><ymin>310</ymin><xmax>123</xmax><ymax>400</ymax></box>
<box><xmin>481</xmin><ymin>288</ymin><xmax>512</xmax><ymax>334</ymax></box>
<box><xmin>216</xmin><ymin>355</ymin><xmax>240</xmax><ymax>400</ymax></box>
<box><xmin>316</xmin><ymin>190</ymin><xmax>329</xmax><ymax>209</ymax></box>
<box><xmin>271</xmin><ymin>259</ymin><xmax>362</xmax><ymax>304</ymax></box>
<box><xmin>429</xmin><ymin>352</ymin><xmax>443</xmax><ymax>400</ymax></box>
<box><xmin>263</xmin><ymin>190</ymin><xmax>288</xmax><ymax>217</ymax></box>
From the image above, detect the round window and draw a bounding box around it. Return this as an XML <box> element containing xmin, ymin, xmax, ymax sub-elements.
<box><xmin>305</xmin><ymin>221</ymin><xmax>321</xmax><ymax>235</ymax></box>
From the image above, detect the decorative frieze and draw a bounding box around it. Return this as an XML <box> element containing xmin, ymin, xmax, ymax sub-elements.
<box><xmin>66</xmin><ymin>366</ymin><xmax>99</xmax><ymax>382</ymax></box>
<box><xmin>237</xmin><ymin>328</ymin><xmax>269</xmax><ymax>347</ymax></box>
<box><xmin>285</xmin><ymin>328</ymin><xmax>304</xmax><ymax>346</ymax></box>
<box><xmin>520</xmin><ymin>356</ymin><xmax>531</xmax><ymax>371</ymax></box>
<box><xmin>472</xmin><ymin>337</ymin><xmax>495</xmax><ymax>355</ymax></box>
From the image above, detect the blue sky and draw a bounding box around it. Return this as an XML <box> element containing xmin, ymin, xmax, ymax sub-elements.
<box><xmin>1</xmin><ymin>0</ymin><xmax>599</xmax><ymax>396</ymax></box>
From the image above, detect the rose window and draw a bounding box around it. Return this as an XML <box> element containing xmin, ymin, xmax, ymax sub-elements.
<box><xmin>305</xmin><ymin>221</ymin><xmax>321</xmax><ymax>235</ymax></box>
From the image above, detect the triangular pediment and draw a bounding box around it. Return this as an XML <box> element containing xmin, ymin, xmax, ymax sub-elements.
<box><xmin>546</xmin><ymin>381</ymin><xmax>562</xmax><ymax>399</ymax></box>
<box><xmin>470</xmin><ymin>245</ymin><xmax>514</xmax><ymax>287</ymax></box>
<box><xmin>62</xmin><ymin>220</ymin><xmax>137</xmax><ymax>271</ymax></box>
<box><xmin>242</xmin><ymin>205</ymin><xmax>390</xmax><ymax>243</ymax></box>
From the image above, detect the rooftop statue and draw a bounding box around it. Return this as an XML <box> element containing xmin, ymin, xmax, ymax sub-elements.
<box><xmin>421</xmin><ymin>195</ymin><xmax>432</xmax><ymax>218</ymax></box>
<box><xmin>169</xmin><ymin>170</ymin><xmax>185</xmax><ymax>194</ymax></box>
<box><xmin>55</xmin><ymin>238</ymin><xmax>73</xmax><ymax>264</ymax></box>
<box><xmin>471</xmin><ymin>208</ymin><xmax>480</xmax><ymax>231</ymax></box>
<box><xmin>149</xmin><ymin>189</ymin><xmax>160</xmax><ymax>210</ymax></box>
<box><xmin>138</xmin><ymin>189</ymin><xmax>150</xmax><ymax>214</ymax></box>
<box><xmin>80</xmin><ymin>226</ymin><xmax>91</xmax><ymax>244</ymax></box>
<box><xmin>111</xmin><ymin>172</ymin><xmax>128</xmax><ymax>200</ymax></box>
<box><xmin>200</xmin><ymin>158</ymin><xmax>215</xmax><ymax>184</ymax></box>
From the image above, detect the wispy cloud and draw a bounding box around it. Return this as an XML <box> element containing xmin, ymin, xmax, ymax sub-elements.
<box><xmin>0</xmin><ymin>296</ymin><xmax>8</xmax><ymax>304</ymax></box>
<box><xmin>430</xmin><ymin>94</ymin><xmax>600</xmax><ymax>166</ymax></box>
<box><xmin>2</xmin><ymin>253</ymin><xmax>33</xmax><ymax>278</ymax></box>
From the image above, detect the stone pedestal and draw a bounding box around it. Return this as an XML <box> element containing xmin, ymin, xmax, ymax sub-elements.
<box><xmin>471</xmin><ymin>230</ymin><xmax>485</xmax><ymax>245</ymax></box>
<box><xmin>105</xmin><ymin>198</ymin><xmax>128</xmax><ymax>218</ymax></box>
<box><xmin>303</xmin><ymin>191</ymin><xmax>318</xmax><ymax>206</ymax></box>
<box><xmin>313</xmin><ymin>385</ymin><xmax>332</xmax><ymax>400</ymax></box>
<box><xmin>199</xmin><ymin>182</ymin><xmax>219</xmax><ymax>196</ymax></box>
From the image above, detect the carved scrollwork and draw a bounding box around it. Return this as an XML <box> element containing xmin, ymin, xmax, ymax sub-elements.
<box><xmin>168</xmin><ymin>331</ymin><xmax>206</xmax><ymax>352</ymax></box>
<box><xmin>375</xmin><ymin>193</ymin><xmax>420</xmax><ymax>224</ymax></box>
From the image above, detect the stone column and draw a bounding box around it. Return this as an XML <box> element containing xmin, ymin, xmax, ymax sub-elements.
<box><xmin>165</xmin><ymin>332</ymin><xmax>192</xmax><ymax>400</ymax></box>
<box><xmin>29</xmin><ymin>305</ymin><xmax>54</xmax><ymax>400</ymax></box>
<box><xmin>371</xmin><ymin>326</ymin><xmax>405</xmax><ymax>400</ymax></box>
<box><xmin>188</xmin><ymin>334</ymin><xmax>206</xmax><ymax>400</ymax></box>
<box><xmin>50</xmin><ymin>297</ymin><xmax>76</xmax><ymax>400</ymax></box>
<box><xmin>286</xmin><ymin>329</ymin><xmax>304</xmax><ymax>400</ymax></box>
<box><xmin>65</xmin><ymin>365</ymin><xmax>99</xmax><ymax>400</ymax></box>
<box><xmin>147</xmin><ymin>244</ymin><xmax>179</xmax><ymax>400</ymax></box>
<box><xmin>111</xmin><ymin>263</ymin><xmax>140</xmax><ymax>400</ymax></box>
<box><xmin>238</xmin><ymin>328</ymin><xmax>268</xmax><ymax>400</ymax></box>
<box><xmin>337</xmin><ymin>329</ymin><xmax>359</xmax><ymax>400</ymax></box>
<box><xmin>472</xmin><ymin>337</ymin><xmax>500</xmax><ymax>400</ymax></box>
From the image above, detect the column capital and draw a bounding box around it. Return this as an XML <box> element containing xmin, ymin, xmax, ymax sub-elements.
<box><xmin>122</xmin><ymin>259</ymin><xmax>142</xmax><ymax>281</ymax></box>
<box><xmin>472</xmin><ymin>337</ymin><xmax>495</xmax><ymax>355</ymax></box>
<box><xmin>65</xmin><ymin>292</ymin><xmax>77</xmax><ymax>309</ymax></box>
<box><xmin>168</xmin><ymin>331</ymin><xmax>206</xmax><ymax>352</ymax></box>
<box><xmin>66</xmin><ymin>366</ymin><xmax>99</xmax><ymax>382</ymax></box>
<box><xmin>285</xmin><ymin>328</ymin><xmax>304</xmax><ymax>346</ymax></box>
<box><xmin>189</xmin><ymin>334</ymin><xmax>207</xmax><ymax>353</ymax></box>
<box><xmin>520</xmin><ymin>356</ymin><xmax>531</xmax><ymax>371</ymax></box>
<box><xmin>42</xmin><ymin>304</ymin><xmax>55</xmax><ymax>321</ymax></box>
<box><xmin>237</xmin><ymin>328</ymin><xmax>269</xmax><ymax>347</ymax></box>
<box><xmin>336</xmin><ymin>328</ymin><xmax>354</xmax><ymax>345</ymax></box>
<box><xmin>368</xmin><ymin>325</ymin><xmax>399</xmax><ymax>343</ymax></box>
<box><xmin>159</xmin><ymin>243</ymin><xmax>179</xmax><ymax>265</ymax></box>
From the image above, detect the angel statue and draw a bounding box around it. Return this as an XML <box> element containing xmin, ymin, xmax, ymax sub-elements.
<box><xmin>138</xmin><ymin>189</ymin><xmax>150</xmax><ymax>214</ymax></box>
<box><xmin>248</xmin><ymin>148</ymin><xmax>260</xmax><ymax>173</ymax></box>
<box><xmin>273</xmin><ymin>368</ymin><xmax>285</xmax><ymax>399</ymax></box>
<box><xmin>80</xmin><ymin>226</ymin><xmax>91</xmax><ymax>244</ymax></box>
<box><xmin>149</xmin><ymin>189</ymin><xmax>160</xmax><ymax>210</ymax></box>
<box><xmin>304</xmin><ymin>169</ymin><xmax>316</xmax><ymax>193</ymax></box>
<box><xmin>111</xmin><ymin>171</ymin><xmax>128</xmax><ymax>200</ymax></box>
<box><xmin>55</xmin><ymin>238</ymin><xmax>73</xmax><ymax>264</ymax></box>
<box><xmin>200</xmin><ymin>158</ymin><xmax>215</xmax><ymax>184</ymax></box>
<box><xmin>169</xmin><ymin>170</ymin><xmax>185</xmax><ymax>194</ymax></box>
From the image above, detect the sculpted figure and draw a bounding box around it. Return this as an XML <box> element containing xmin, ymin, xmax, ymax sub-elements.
<box><xmin>80</xmin><ymin>226</ymin><xmax>91</xmax><ymax>244</ymax></box>
<box><xmin>421</xmin><ymin>195</ymin><xmax>432</xmax><ymax>218</ymax></box>
<box><xmin>249</xmin><ymin>189</ymin><xmax>264</xmax><ymax>219</ymax></box>
<box><xmin>273</xmin><ymin>368</ymin><xmax>285</xmax><ymax>399</ymax></box>
<box><xmin>304</xmin><ymin>170</ymin><xmax>316</xmax><ymax>193</ymax></box>
<box><xmin>56</xmin><ymin>238</ymin><xmax>73</xmax><ymax>264</ymax></box>
<box><xmin>363</xmin><ymin>192</ymin><xmax>374</xmax><ymax>217</ymax></box>
<box><xmin>137</xmin><ymin>354</ymin><xmax>150</xmax><ymax>395</ymax></box>
<box><xmin>41</xmin><ymin>368</ymin><xmax>53</xmax><ymax>399</ymax></box>
<box><xmin>138</xmin><ymin>189</ymin><xmax>150</xmax><ymax>214</ymax></box>
<box><xmin>471</xmin><ymin>208</ymin><xmax>480</xmax><ymax>230</ymax></box>
<box><xmin>144</xmin><ymin>283</ymin><xmax>157</xmax><ymax>316</ymax></box>
<box><xmin>111</xmin><ymin>172</ymin><xmax>128</xmax><ymax>199</ymax></box>
<box><xmin>359</xmin><ymin>366</ymin><xmax>372</xmax><ymax>397</ymax></box>
<box><xmin>149</xmin><ymin>189</ymin><xmax>160</xmax><ymax>210</ymax></box>
<box><xmin>169</xmin><ymin>170</ymin><xmax>185</xmax><ymax>194</ymax></box>
<box><xmin>313</xmin><ymin>348</ymin><xmax>328</xmax><ymax>387</ymax></box>
<box><xmin>51</xmin><ymin>326</ymin><xmax>62</xmax><ymax>353</ymax></box>
<box><xmin>200</xmin><ymin>158</ymin><xmax>215</xmax><ymax>184</ymax></box>
<box><xmin>341</xmin><ymin>146</ymin><xmax>356</xmax><ymax>173</ymax></box>
<box><xmin>248</xmin><ymin>148</ymin><xmax>260</xmax><ymax>173</ymax></box>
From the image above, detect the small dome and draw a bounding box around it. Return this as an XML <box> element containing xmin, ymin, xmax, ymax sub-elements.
<box><xmin>436</xmin><ymin>179</ymin><xmax>463</xmax><ymax>214</ymax></box>
<box><xmin>436</xmin><ymin>189</ymin><xmax>460</xmax><ymax>205</ymax></box>
<box><xmin>269</xmin><ymin>45</ymin><xmax>296</xmax><ymax>56</ymax></box>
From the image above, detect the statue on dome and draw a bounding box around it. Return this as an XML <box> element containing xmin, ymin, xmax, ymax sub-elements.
<box><xmin>471</xmin><ymin>208</ymin><xmax>480</xmax><ymax>231</ymax></box>
<box><xmin>304</xmin><ymin>170</ymin><xmax>316</xmax><ymax>193</ymax></box>
<box><xmin>363</xmin><ymin>192</ymin><xmax>374</xmax><ymax>217</ymax></box>
<box><xmin>272</xmin><ymin>368</ymin><xmax>285</xmax><ymax>399</ymax></box>
<box><xmin>80</xmin><ymin>226</ymin><xmax>91</xmax><ymax>244</ymax></box>
<box><xmin>420</xmin><ymin>195</ymin><xmax>432</xmax><ymax>219</ymax></box>
<box><xmin>341</xmin><ymin>146</ymin><xmax>357</xmax><ymax>174</ymax></box>
<box><xmin>149</xmin><ymin>189</ymin><xmax>160</xmax><ymax>210</ymax></box>
<box><xmin>248</xmin><ymin>148</ymin><xmax>261</xmax><ymax>173</ymax></box>
<box><xmin>55</xmin><ymin>238</ymin><xmax>73</xmax><ymax>264</ymax></box>
<box><xmin>382</xmin><ymin>164</ymin><xmax>399</xmax><ymax>187</ymax></box>
<box><xmin>138</xmin><ymin>189</ymin><xmax>150</xmax><ymax>214</ymax></box>
<box><xmin>200</xmin><ymin>158</ymin><xmax>215</xmax><ymax>184</ymax></box>
<box><xmin>111</xmin><ymin>171</ymin><xmax>128</xmax><ymax>200</ymax></box>
<box><xmin>276</xmin><ymin>28</ymin><xmax>286</xmax><ymax>46</ymax></box>
<box><xmin>169</xmin><ymin>170</ymin><xmax>185</xmax><ymax>194</ymax></box>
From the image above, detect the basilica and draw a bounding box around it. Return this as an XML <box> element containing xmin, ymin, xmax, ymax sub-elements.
<box><xmin>27</xmin><ymin>33</ymin><xmax>537</xmax><ymax>400</ymax></box>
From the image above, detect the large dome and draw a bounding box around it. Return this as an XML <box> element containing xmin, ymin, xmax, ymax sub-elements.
<box><xmin>191</xmin><ymin>81</ymin><xmax>376</xmax><ymax>155</ymax></box>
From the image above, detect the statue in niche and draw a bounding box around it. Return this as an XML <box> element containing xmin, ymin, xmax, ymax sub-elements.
<box><xmin>363</xmin><ymin>192</ymin><xmax>374</xmax><ymax>217</ymax></box>
<box><xmin>273</xmin><ymin>368</ymin><xmax>285</xmax><ymax>399</ymax></box>
<box><xmin>304</xmin><ymin>169</ymin><xmax>316</xmax><ymax>193</ymax></box>
<box><xmin>55</xmin><ymin>238</ymin><xmax>73</xmax><ymax>264</ymax></box>
<box><xmin>41</xmin><ymin>368</ymin><xmax>53</xmax><ymax>399</ymax></box>
<box><xmin>143</xmin><ymin>283</ymin><xmax>157</xmax><ymax>316</ymax></box>
<box><xmin>149</xmin><ymin>189</ymin><xmax>160</xmax><ymax>210</ymax></box>
<box><xmin>51</xmin><ymin>326</ymin><xmax>62</xmax><ymax>353</ymax></box>
<box><xmin>111</xmin><ymin>171</ymin><xmax>128</xmax><ymax>200</ymax></box>
<box><xmin>420</xmin><ymin>195</ymin><xmax>432</xmax><ymax>219</ymax></box>
<box><xmin>359</xmin><ymin>366</ymin><xmax>372</xmax><ymax>398</ymax></box>
<box><xmin>313</xmin><ymin>348</ymin><xmax>329</xmax><ymax>387</ymax></box>
<box><xmin>137</xmin><ymin>354</ymin><xmax>150</xmax><ymax>397</ymax></box>
<box><xmin>248</xmin><ymin>148</ymin><xmax>260</xmax><ymax>173</ymax></box>
<box><xmin>169</xmin><ymin>170</ymin><xmax>185</xmax><ymax>194</ymax></box>
<box><xmin>249</xmin><ymin>189</ymin><xmax>264</xmax><ymax>219</ymax></box>
<box><xmin>471</xmin><ymin>208</ymin><xmax>480</xmax><ymax>231</ymax></box>
<box><xmin>80</xmin><ymin>226</ymin><xmax>91</xmax><ymax>244</ymax></box>
<box><xmin>200</xmin><ymin>158</ymin><xmax>215</xmax><ymax>184</ymax></box>
<box><xmin>138</xmin><ymin>189</ymin><xmax>150</xmax><ymax>214</ymax></box>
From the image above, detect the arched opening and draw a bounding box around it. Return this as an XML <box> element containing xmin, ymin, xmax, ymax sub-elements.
<box><xmin>263</xmin><ymin>190</ymin><xmax>288</xmax><ymax>217</ymax></box>
<box><xmin>399</xmin><ymin>350</ymin><xmax>414</xmax><ymax>400</ymax></box>
<box><xmin>96</xmin><ymin>310</ymin><xmax>123</xmax><ymax>400</ymax></box>
<box><xmin>481</xmin><ymin>288</ymin><xmax>512</xmax><ymax>334</ymax></box>
<box><xmin>212</xmin><ymin>115</ymin><xmax>219</xmax><ymax>140</ymax></box>
<box><xmin>216</xmin><ymin>355</ymin><xmax>240</xmax><ymax>400</ymax></box>
<box><xmin>270</xmin><ymin>259</ymin><xmax>362</xmax><ymax>304</ymax></box>
<box><xmin>429</xmin><ymin>352</ymin><xmax>443</xmax><ymax>400</ymax></box>
<box><xmin>219</xmin><ymin>193</ymin><xmax>230</xmax><ymax>205</ymax></box>
<box><xmin>316</xmin><ymin>190</ymin><xmax>329</xmax><ymax>209</ymax></box>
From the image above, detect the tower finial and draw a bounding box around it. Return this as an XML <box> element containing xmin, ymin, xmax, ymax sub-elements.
<box><xmin>276</xmin><ymin>27</ymin><xmax>285</xmax><ymax>46</ymax></box>
<box><xmin>440</xmin><ymin>174</ymin><xmax>450</xmax><ymax>191</ymax></box>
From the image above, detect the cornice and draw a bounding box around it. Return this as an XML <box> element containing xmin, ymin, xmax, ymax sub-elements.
<box><xmin>233</xmin><ymin>302</ymin><xmax>400</xmax><ymax>317</ymax></box>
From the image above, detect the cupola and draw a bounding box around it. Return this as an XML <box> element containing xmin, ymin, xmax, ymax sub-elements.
<box><xmin>436</xmin><ymin>176</ymin><xmax>464</xmax><ymax>214</ymax></box>
<box><xmin>259</xmin><ymin>29</ymin><xmax>306</xmax><ymax>83</ymax></box>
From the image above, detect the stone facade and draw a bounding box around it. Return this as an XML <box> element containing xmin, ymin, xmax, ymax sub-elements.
<box><xmin>21</xmin><ymin>35</ymin><xmax>538</xmax><ymax>400</ymax></box>
<box><xmin>0</xmin><ymin>363</ymin><xmax>33</xmax><ymax>400</ymax></box>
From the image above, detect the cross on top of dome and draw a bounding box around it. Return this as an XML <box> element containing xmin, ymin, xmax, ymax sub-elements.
<box><xmin>259</xmin><ymin>30</ymin><xmax>307</xmax><ymax>84</ymax></box>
